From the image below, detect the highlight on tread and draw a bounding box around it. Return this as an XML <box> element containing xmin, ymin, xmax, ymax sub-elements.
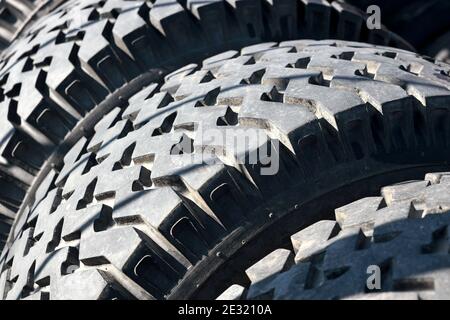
<box><xmin>218</xmin><ymin>172</ymin><xmax>450</xmax><ymax>300</ymax></box>
<box><xmin>1</xmin><ymin>39</ymin><xmax>450</xmax><ymax>300</ymax></box>
<box><xmin>0</xmin><ymin>0</ymin><xmax>416</xmax><ymax>254</ymax></box>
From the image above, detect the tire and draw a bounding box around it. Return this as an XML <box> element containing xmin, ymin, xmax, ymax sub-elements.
<box><xmin>1</xmin><ymin>40</ymin><xmax>450</xmax><ymax>300</ymax></box>
<box><xmin>346</xmin><ymin>0</ymin><xmax>450</xmax><ymax>53</ymax></box>
<box><xmin>0</xmin><ymin>0</ymin><xmax>60</xmax><ymax>51</ymax></box>
<box><xmin>218</xmin><ymin>172</ymin><xmax>450</xmax><ymax>300</ymax></box>
<box><xmin>425</xmin><ymin>30</ymin><xmax>450</xmax><ymax>64</ymax></box>
<box><xmin>0</xmin><ymin>0</ymin><xmax>414</xmax><ymax>254</ymax></box>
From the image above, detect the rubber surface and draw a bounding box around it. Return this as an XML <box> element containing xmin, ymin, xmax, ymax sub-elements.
<box><xmin>0</xmin><ymin>0</ymin><xmax>58</xmax><ymax>51</ymax></box>
<box><xmin>346</xmin><ymin>0</ymin><xmax>450</xmax><ymax>55</ymax></box>
<box><xmin>1</xmin><ymin>40</ymin><xmax>450</xmax><ymax>300</ymax></box>
<box><xmin>218</xmin><ymin>172</ymin><xmax>450</xmax><ymax>300</ymax></box>
<box><xmin>0</xmin><ymin>0</ymin><xmax>415</xmax><ymax>253</ymax></box>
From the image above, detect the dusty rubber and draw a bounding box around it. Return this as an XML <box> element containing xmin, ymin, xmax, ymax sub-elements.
<box><xmin>346</xmin><ymin>0</ymin><xmax>450</xmax><ymax>55</ymax></box>
<box><xmin>0</xmin><ymin>0</ymin><xmax>415</xmax><ymax>253</ymax></box>
<box><xmin>425</xmin><ymin>30</ymin><xmax>450</xmax><ymax>65</ymax></box>
<box><xmin>1</xmin><ymin>40</ymin><xmax>450</xmax><ymax>300</ymax></box>
<box><xmin>0</xmin><ymin>0</ymin><xmax>62</xmax><ymax>51</ymax></box>
<box><xmin>218</xmin><ymin>172</ymin><xmax>450</xmax><ymax>300</ymax></box>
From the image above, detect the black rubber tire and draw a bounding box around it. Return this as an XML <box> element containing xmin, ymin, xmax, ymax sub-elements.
<box><xmin>1</xmin><ymin>40</ymin><xmax>450</xmax><ymax>300</ymax></box>
<box><xmin>218</xmin><ymin>172</ymin><xmax>450</xmax><ymax>300</ymax></box>
<box><xmin>0</xmin><ymin>0</ymin><xmax>61</xmax><ymax>51</ymax></box>
<box><xmin>347</xmin><ymin>0</ymin><xmax>450</xmax><ymax>64</ymax></box>
<box><xmin>0</xmin><ymin>0</ymin><xmax>415</xmax><ymax>250</ymax></box>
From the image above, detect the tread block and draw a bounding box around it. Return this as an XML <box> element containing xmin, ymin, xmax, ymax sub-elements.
<box><xmin>52</xmin><ymin>268</ymin><xmax>129</xmax><ymax>300</ymax></box>
<box><xmin>79</xmin><ymin>226</ymin><xmax>187</xmax><ymax>299</ymax></box>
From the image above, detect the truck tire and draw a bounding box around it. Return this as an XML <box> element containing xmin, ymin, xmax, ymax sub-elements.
<box><xmin>218</xmin><ymin>172</ymin><xmax>450</xmax><ymax>300</ymax></box>
<box><xmin>0</xmin><ymin>0</ymin><xmax>413</xmax><ymax>252</ymax></box>
<box><xmin>1</xmin><ymin>40</ymin><xmax>450</xmax><ymax>300</ymax></box>
<box><xmin>0</xmin><ymin>0</ymin><xmax>61</xmax><ymax>51</ymax></box>
<box><xmin>425</xmin><ymin>30</ymin><xmax>450</xmax><ymax>64</ymax></box>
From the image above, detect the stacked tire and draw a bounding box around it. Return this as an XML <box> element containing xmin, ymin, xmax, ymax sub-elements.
<box><xmin>0</xmin><ymin>0</ymin><xmax>449</xmax><ymax>300</ymax></box>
